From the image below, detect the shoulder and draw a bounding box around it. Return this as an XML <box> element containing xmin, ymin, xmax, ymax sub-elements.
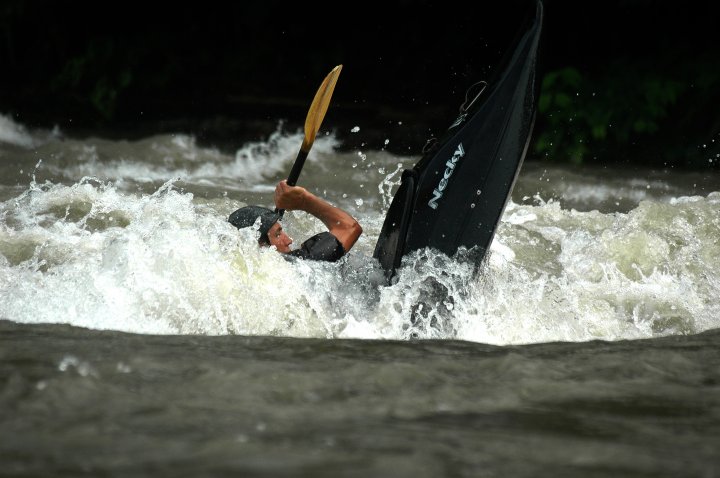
<box><xmin>287</xmin><ymin>232</ymin><xmax>346</xmax><ymax>262</ymax></box>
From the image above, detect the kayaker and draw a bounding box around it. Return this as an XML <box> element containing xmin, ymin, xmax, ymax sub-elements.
<box><xmin>228</xmin><ymin>180</ymin><xmax>362</xmax><ymax>262</ymax></box>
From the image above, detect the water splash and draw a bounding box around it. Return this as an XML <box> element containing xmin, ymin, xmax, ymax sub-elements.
<box><xmin>0</xmin><ymin>112</ymin><xmax>61</xmax><ymax>148</ymax></box>
<box><xmin>1</xmin><ymin>118</ymin><xmax>719</xmax><ymax>345</ymax></box>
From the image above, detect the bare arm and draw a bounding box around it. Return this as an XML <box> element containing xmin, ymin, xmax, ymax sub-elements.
<box><xmin>274</xmin><ymin>180</ymin><xmax>362</xmax><ymax>253</ymax></box>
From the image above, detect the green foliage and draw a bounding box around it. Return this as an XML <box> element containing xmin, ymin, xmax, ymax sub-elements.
<box><xmin>535</xmin><ymin>63</ymin><xmax>691</xmax><ymax>165</ymax></box>
<box><xmin>51</xmin><ymin>39</ymin><xmax>134</xmax><ymax>121</ymax></box>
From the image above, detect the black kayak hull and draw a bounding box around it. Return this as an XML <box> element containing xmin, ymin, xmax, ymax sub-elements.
<box><xmin>374</xmin><ymin>0</ymin><xmax>544</xmax><ymax>282</ymax></box>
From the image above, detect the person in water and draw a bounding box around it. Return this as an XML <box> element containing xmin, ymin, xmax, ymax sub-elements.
<box><xmin>228</xmin><ymin>180</ymin><xmax>362</xmax><ymax>262</ymax></box>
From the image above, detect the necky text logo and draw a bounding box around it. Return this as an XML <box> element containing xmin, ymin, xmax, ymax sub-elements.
<box><xmin>428</xmin><ymin>143</ymin><xmax>465</xmax><ymax>210</ymax></box>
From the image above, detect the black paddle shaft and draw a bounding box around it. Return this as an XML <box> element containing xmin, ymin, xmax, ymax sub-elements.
<box><xmin>287</xmin><ymin>148</ymin><xmax>309</xmax><ymax>186</ymax></box>
<box><xmin>276</xmin><ymin>148</ymin><xmax>309</xmax><ymax>218</ymax></box>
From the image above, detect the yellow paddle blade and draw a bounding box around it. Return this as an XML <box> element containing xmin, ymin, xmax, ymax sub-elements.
<box><xmin>301</xmin><ymin>64</ymin><xmax>342</xmax><ymax>152</ymax></box>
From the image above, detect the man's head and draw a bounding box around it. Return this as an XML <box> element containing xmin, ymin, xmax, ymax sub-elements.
<box><xmin>228</xmin><ymin>206</ymin><xmax>292</xmax><ymax>252</ymax></box>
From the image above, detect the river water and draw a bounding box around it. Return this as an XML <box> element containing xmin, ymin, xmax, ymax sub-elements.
<box><xmin>1</xmin><ymin>113</ymin><xmax>719</xmax><ymax>476</ymax></box>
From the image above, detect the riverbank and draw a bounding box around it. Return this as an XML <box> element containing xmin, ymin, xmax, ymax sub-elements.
<box><xmin>3</xmin><ymin>1</ymin><xmax>719</xmax><ymax>169</ymax></box>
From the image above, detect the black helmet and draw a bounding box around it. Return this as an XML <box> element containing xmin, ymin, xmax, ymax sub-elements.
<box><xmin>228</xmin><ymin>206</ymin><xmax>280</xmax><ymax>244</ymax></box>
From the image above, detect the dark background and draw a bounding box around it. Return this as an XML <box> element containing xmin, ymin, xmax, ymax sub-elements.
<box><xmin>2</xmin><ymin>0</ymin><xmax>719</xmax><ymax>168</ymax></box>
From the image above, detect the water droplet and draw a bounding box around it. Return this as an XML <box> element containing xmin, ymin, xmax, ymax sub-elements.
<box><xmin>342</xmin><ymin>193</ymin><xmax>348</xmax><ymax>198</ymax></box>
<box><xmin>470</xmin><ymin>203</ymin><xmax>476</xmax><ymax>208</ymax></box>
<box><xmin>351</xmin><ymin>126</ymin><xmax>360</xmax><ymax>133</ymax></box>
<box><xmin>355</xmin><ymin>199</ymin><xmax>363</xmax><ymax>206</ymax></box>
<box><xmin>476</xmin><ymin>189</ymin><xmax>481</xmax><ymax>195</ymax></box>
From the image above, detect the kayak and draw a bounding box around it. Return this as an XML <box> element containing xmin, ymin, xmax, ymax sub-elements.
<box><xmin>373</xmin><ymin>0</ymin><xmax>544</xmax><ymax>282</ymax></box>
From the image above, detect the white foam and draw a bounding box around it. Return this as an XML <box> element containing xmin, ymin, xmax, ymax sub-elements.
<box><xmin>2</xmin><ymin>138</ymin><xmax>719</xmax><ymax>345</ymax></box>
<box><xmin>0</xmin><ymin>113</ymin><xmax>60</xmax><ymax>148</ymax></box>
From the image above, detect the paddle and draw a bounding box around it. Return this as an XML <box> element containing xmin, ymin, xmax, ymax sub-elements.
<box><xmin>276</xmin><ymin>64</ymin><xmax>342</xmax><ymax>218</ymax></box>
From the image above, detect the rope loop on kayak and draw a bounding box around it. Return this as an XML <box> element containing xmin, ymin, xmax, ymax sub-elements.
<box><xmin>426</xmin><ymin>80</ymin><xmax>489</xmax><ymax>153</ymax></box>
<box><xmin>459</xmin><ymin>81</ymin><xmax>488</xmax><ymax>113</ymax></box>
<box><xmin>422</xmin><ymin>137</ymin><xmax>438</xmax><ymax>154</ymax></box>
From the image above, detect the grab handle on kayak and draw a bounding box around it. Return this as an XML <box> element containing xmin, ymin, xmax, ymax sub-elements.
<box><xmin>460</xmin><ymin>81</ymin><xmax>488</xmax><ymax>113</ymax></box>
